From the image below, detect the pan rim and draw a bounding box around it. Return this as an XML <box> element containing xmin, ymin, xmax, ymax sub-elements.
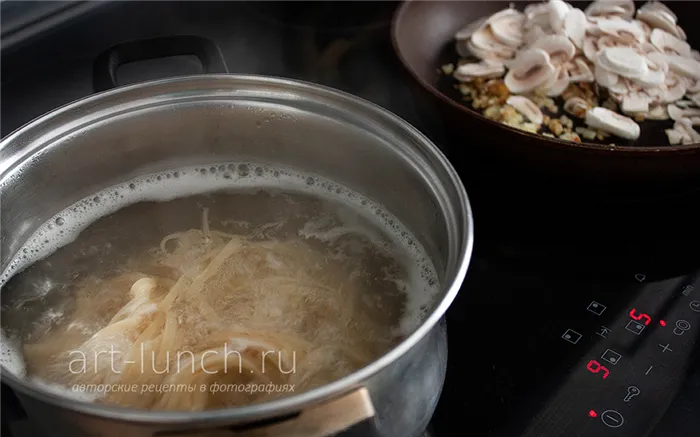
<box><xmin>390</xmin><ymin>0</ymin><xmax>700</xmax><ymax>155</ymax></box>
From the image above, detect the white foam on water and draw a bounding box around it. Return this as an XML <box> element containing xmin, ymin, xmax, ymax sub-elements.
<box><xmin>0</xmin><ymin>162</ymin><xmax>441</xmax><ymax>374</ymax></box>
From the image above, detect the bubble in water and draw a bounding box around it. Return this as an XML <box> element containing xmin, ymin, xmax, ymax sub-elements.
<box><xmin>55</xmin><ymin>217</ymin><xmax>65</xmax><ymax>226</ymax></box>
<box><xmin>129</xmin><ymin>183</ymin><xmax>136</xmax><ymax>190</ymax></box>
<box><xmin>209</xmin><ymin>167</ymin><xmax>216</xmax><ymax>174</ymax></box>
<box><xmin>255</xmin><ymin>167</ymin><xmax>264</xmax><ymax>176</ymax></box>
<box><xmin>173</xmin><ymin>172</ymin><xmax>180</xmax><ymax>178</ymax></box>
<box><xmin>227</xmin><ymin>164</ymin><xmax>235</xmax><ymax>172</ymax></box>
<box><xmin>238</xmin><ymin>164</ymin><xmax>250</xmax><ymax>176</ymax></box>
<box><xmin>156</xmin><ymin>176</ymin><xmax>162</xmax><ymax>181</ymax></box>
<box><xmin>306</xmin><ymin>177</ymin><xmax>315</xmax><ymax>186</ymax></box>
<box><xmin>200</xmin><ymin>169</ymin><xmax>207</xmax><ymax>175</ymax></box>
<box><xmin>93</xmin><ymin>197</ymin><xmax>100</xmax><ymax>203</ymax></box>
<box><xmin>273</xmin><ymin>171</ymin><xmax>280</xmax><ymax>177</ymax></box>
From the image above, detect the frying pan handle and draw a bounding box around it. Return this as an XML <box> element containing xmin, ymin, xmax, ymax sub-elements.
<box><xmin>152</xmin><ymin>388</ymin><xmax>382</xmax><ymax>437</ymax></box>
<box><xmin>92</xmin><ymin>35</ymin><xmax>229</xmax><ymax>92</ymax></box>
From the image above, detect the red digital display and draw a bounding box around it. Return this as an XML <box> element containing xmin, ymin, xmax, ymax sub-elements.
<box><xmin>587</xmin><ymin>360</ymin><xmax>610</xmax><ymax>379</ymax></box>
<box><xmin>660</xmin><ymin>320</ymin><xmax>667</xmax><ymax>326</ymax></box>
<box><xmin>589</xmin><ymin>410</ymin><xmax>598</xmax><ymax>418</ymax></box>
<box><xmin>630</xmin><ymin>308</ymin><xmax>651</xmax><ymax>325</ymax></box>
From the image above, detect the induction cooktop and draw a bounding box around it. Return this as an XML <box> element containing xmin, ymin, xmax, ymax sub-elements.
<box><xmin>1</xmin><ymin>2</ymin><xmax>699</xmax><ymax>437</ymax></box>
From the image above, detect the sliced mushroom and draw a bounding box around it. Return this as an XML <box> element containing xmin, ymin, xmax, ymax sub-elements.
<box><xmin>506</xmin><ymin>95</ymin><xmax>544</xmax><ymax>125</ymax></box>
<box><xmin>667</xmin><ymin>104</ymin><xmax>700</xmax><ymax>121</ymax></box>
<box><xmin>596</xmin><ymin>17</ymin><xmax>646</xmax><ymax>43</ymax></box>
<box><xmin>454</xmin><ymin>61</ymin><xmax>506</xmax><ymax>82</ymax></box>
<box><xmin>455</xmin><ymin>16</ymin><xmax>489</xmax><ymax>41</ymax></box>
<box><xmin>585</xmin><ymin>1</ymin><xmax>634</xmax><ymax>20</ymax></box>
<box><xmin>596</xmin><ymin>47</ymin><xmax>648</xmax><ymax>79</ymax></box>
<box><xmin>585</xmin><ymin>106</ymin><xmax>641</xmax><ymax>140</ymax></box>
<box><xmin>504</xmin><ymin>48</ymin><xmax>557</xmax><ymax>94</ymax></box>
<box><xmin>692</xmin><ymin>50</ymin><xmax>700</xmax><ymax>62</ymax></box>
<box><xmin>564</xmin><ymin>96</ymin><xmax>590</xmax><ymax>118</ymax></box>
<box><xmin>594</xmin><ymin>62</ymin><xmax>620</xmax><ymax>88</ymax></box>
<box><xmin>488</xmin><ymin>8</ymin><xmax>526</xmax><ymax>48</ymax></box>
<box><xmin>675</xmin><ymin>119</ymin><xmax>700</xmax><ymax>143</ymax></box>
<box><xmin>529</xmin><ymin>35</ymin><xmax>576</xmax><ymax>65</ymax></box>
<box><xmin>665</xmin><ymin>55</ymin><xmax>700</xmax><ymax>80</ymax></box>
<box><xmin>545</xmin><ymin>66</ymin><xmax>571</xmax><ymax>97</ymax></box>
<box><xmin>636</xmin><ymin>1</ymin><xmax>684</xmax><ymax>40</ymax></box>
<box><xmin>691</xmin><ymin>93</ymin><xmax>700</xmax><ymax>108</ymax></box>
<box><xmin>661</xmin><ymin>73</ymin><xmax>688</xmax><ymax>103</ymax></box>
<box><xmin>622</xmin><ymin>92</ymin><xmax>651</xmax><ymax>114</ymax></box>
<box><xmin>566</xmin><ymin>57</ymin><xmax>595</xmax><ymax>82</ymax></box>
<box><xmin>634</xmin><ymin>56</ymin><xmax>667</xmax><ymax>87</ymax></box>
<box><xmin>583</xmin><ymin>36</ymin><xmax>599</xmax><ymax>62</ymax></box>
<box><xmin>647</xmin><ymin>104</ymin><xmax>670</xmax><ymax>120</ymax></box>
<box><xmin>549</xmin><ymin>0</ymin><xmax>571</xmax><ymax>33</ymax></box>
<box><xmin>650</xmin><ymin>28</ymin><xmax>691</xmax><ymax>57</ymax></box>
<box><xmin>524</xmin><ymin>25</ymin><xmax>549</xmax><ymax>48</ymax></box>
<box><xmin>665</xmin><ymin>128</ymin><xmax>685</xmax><ymax>145</ymax></box>
<box><xmin>471</xmin><ymin>26</ymin><xmax>518</xmax><ymax>59</ymax></box>
<box><xmin>564</xmin><ymin>8</ymin><xmax>587</xmax><ymax>49</ymax></box>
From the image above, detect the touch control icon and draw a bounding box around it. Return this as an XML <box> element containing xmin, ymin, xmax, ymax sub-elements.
<box><xmin>690</xmin><ymin>301</ymin><xmax>700</xmax><ymax>313</ymax></box>
<box><xmin>562</xmin><ymin>329</ymin><xmax>582</xmax><ymax>344</ymax></box>
<box><xmin>624</xmin><ymin>386</ymin><xmax>640</xmax><ymax>402</ymax></box>
<box><xmin>587</xmin><ymin>301</ymin><xmax>606</xmax><ymax>316</ymax></box>
<box><xmin>601</xmin><ymin>410</ymin><xmax>624</xmax><ymax>428</ymax></box>
<box><xmin>601</xmin><ymin>349</ymin><xmax>622</xmax><ymax>366</ymax></box>
<box><xmin>673</xmin><ymin>320</ymin><xmax>691</xmax><ymax>336</ymax></box>
<box><xmin>625</xmin><ymin>320</ymin><xmax>645</xmax><ymax>335</ymax></box>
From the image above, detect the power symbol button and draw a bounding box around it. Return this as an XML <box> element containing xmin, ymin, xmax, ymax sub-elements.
<box><xmin>601</xmin><ymin>410</ymin><xmax>624</xmax><ymax>428</ymax></box>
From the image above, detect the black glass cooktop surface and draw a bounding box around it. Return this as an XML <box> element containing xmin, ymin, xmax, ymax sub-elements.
<box><xmin>2</xmin><ymin>2</ymin><xmax>699</xmax><ymax>437</ymax></box>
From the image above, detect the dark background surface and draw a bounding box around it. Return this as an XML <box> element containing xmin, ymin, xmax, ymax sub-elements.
<box><xmin>2</xmin><ymin>2</ymin><xmax>699</xmax><ymax>436</ymax></box>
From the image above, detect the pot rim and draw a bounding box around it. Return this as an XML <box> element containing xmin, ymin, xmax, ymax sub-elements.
<box><xmin>0</xmin><ymin>74</ymin><xmax>474</xmax><ymax>425</ymax></box>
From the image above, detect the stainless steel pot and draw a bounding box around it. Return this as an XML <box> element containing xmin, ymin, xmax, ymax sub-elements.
<box><xmin>0</xmin><ymin>73</ymin><xmax>473</xmax><ymax>437</ymax></box>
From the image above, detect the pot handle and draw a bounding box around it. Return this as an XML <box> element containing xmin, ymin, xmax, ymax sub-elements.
<box><xmin>92</xmin><ymin>35</ymin><xmax>229</xmax><ymax>92</ymax></box>
<box><xmin>153</xmin><ymin>387</ymin><xmax>382</xmax><ymax>437</ymax></box>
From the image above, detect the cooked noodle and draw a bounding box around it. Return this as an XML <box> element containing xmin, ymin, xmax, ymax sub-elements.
<box><xmin>23</xmin><ymin>208</ymin><xmax>400</xmax><ymax>411</ymax></box>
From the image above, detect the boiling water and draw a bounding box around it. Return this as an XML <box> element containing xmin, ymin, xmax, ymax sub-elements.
<box><xmin>0</xmin><ymin>163</ymin><xmax>440</xmax><ymax>410</ymax></box>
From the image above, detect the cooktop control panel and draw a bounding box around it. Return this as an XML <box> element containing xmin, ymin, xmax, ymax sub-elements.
<box><xmin>523</xmin><ymin>273</ymin><xmax>700</xmax><ymax>437</ymax></box>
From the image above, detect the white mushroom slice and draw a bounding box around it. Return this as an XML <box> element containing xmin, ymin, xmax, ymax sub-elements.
<box><xmin>692</xmin><ymin>50</ymin><xmax>700</xmax><ymax>62</ymax></box>
<box><xmin>506</xmin><ymin>95</ymin><xmax>544</xmax><ymax>125</ymax></box>
<box><xmin>564</xmin><ymin>8</ymin><xmax>587</xmax><ymax>49</ymax></box>
<box><xmin>622</xmin><ymin>93</ymin><xmax>650</xmax><ymax>114</ymax></box>
<box><xmin>524</xmin><ymin>25</ymin><xmax>549</xmax><ymax>47</ymax></box>
<box><xmin>665</xmin><ymin>55</ymin><xmax>700</xmax><ymax>80</ymax></box>
<box><xmin>566</xmin><ymin>57</ymin><xmax>595</xmax><ymax>82</ymax></box>
<box><xmin>488</xmin><ymin>9</ymin><xmax>526</xmax><ymax>48</ymax></box>
<box><xmin>596</xmin><ymin>18</ymin><xmax>646</xmax><ymax>43</ymax></box>
<box><xmin>585</xmin><ymin>1</ymin><xmax>633</xmax><ymax>20</ymax></box>
<box><xmin>596</xmin><ymin>47</ymin><xmax>648</xmax><ymax>79</ymax></box>
<box><xmin>471</xmin><ymin>26</ymin><xmax>517</xmax><ymax>58</ymax></box>
<box><xmin>595</xmin><ymin>63</ymin><xmax>620</xmax><ymax>88</ymax></box>
<box><xmin>667</xmin><ymin>104</ymin><xmax>700</xmax><ymax>121</ymax></box>
<box><xmin>466</xmin><ymin>39</ymin><xmax>510</xmax><ymax>62</ymax></box>
<box><xmin>640</xmin><ymin>1</ymin><xmax>678</xmax><ymax>21</ymax></box>
<box><xmin>662</xmin><ymin>84</ymin><xmax>687</xmax><ymax>103</ymax></box>
<box><xmin>455</xmin><ymin>17</ymin><xmax>488</xmax><ymax>40</ymax></box>
<box><xmin>637</xmin><ymin>9</ymin><xmax>679</xmax><ymax>36</ymax></box>
<box><xmin>676</xmin><ymin>119</ymin><xmax>700</xmax><ymax>143</ymax></box>
<box><xmin>692</xmin><ymin>93</ymin><xmax>700</xmax><ymax>108</ymax></box>
<box><xmin>529</xmin><ymin>35</ymin><xmax>576</xmax><ymax>65</ymax></box>
<box><xmin>641</xmin><ymin>42</ymin><xmax>659</xmax><ymax>54</ymax></box>
<box><xmin>675</xmin><ymin>100</ymin><xmax>696</xmax><ymax>108</ymax></box>
<box><xmin>504</xmin><ymin>48</ymin><xmax>557</xmax><ymax>93</ymax></box>
<box><xmin>650</xmin><ymin>28</ymin><xmax>691</xmax><ymax>57</ymax></box>
<box><xmin>585</xmin><ymin>107</ymin><xmax>641</xmax><ymax>140</ymax></box>
<box><xmin>549</xmin><ymin>0</ymin><xmax>571</xmax><ymax>33</ymax></box>
<box><xmin>545</xmin><ymin>66</ymin><xmax>570</xmax><ymax>97</ymax></box>
<box><xmin>583</xmin><ymin>36</ymin><xmax>600</xmax><ymax>62</ymax></box>
<box><xmin>564</xmin><ymin>96</ymin><xmax>590</xmax><ymax>118</ymax></box>
<box><xmin>683</xmin><ymin>77</ymin><xmax>700</xmax><ymax>94</ymax></box>
<box><xmin>665</xmin><ymin>128</ymin><xmax>685</xmax><ymax>145</ymax></box>
<box><xmin>647</xmin><ymin>104</ymin><xmax>670</xmax><ymax>120</ymax></box>
<box><xmin>634</xmin><ymin>56</ymin><xmax>667</xmax><ymax>87</ymax></box>
<box><xmin>454</xmin><ymin>61</ymin><xmax>506</xmax><ymax>81</ymax></box>
<box><xmin>525</xmin><ymin>2</ymin><xmax>551</xmax><ymax>24</ymax></box>
<box><xmin>607</xmin><ymin>80</ymin><xmax>629</xmax><ymax>95</ymax></box>
<box><xmin>645</xmin><ymin>52</ymin><xmax>670</xmax><ymax>74</ymax></box>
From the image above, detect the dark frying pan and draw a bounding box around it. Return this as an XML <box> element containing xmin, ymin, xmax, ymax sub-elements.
<box><xmin>391</xmin><ymin>1</ymin><xmax>700</xmax><ymax>195</ymax></box>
